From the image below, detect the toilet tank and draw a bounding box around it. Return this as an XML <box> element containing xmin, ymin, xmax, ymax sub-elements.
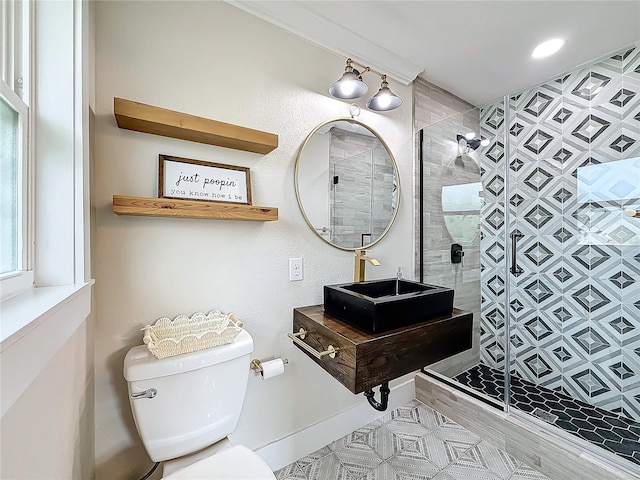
<box><xmin>123</xmin><ymin>329</ymin><xmax>254</xmax><ymax>462</ymax></box>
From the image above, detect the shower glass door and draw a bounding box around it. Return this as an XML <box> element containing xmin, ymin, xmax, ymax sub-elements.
<box><xmin>501</xmin><ymin>47</ymin><xmax>640</xmax><ymax>466</ymax></box>
<box><xmin>418</xmin><ymin>106</ymin><xmax>508</xmax><ymax>406</ymax></box>
<box><xmin>420</xmin><ymin>43</ymin><xmax>640</xmax><ymax>471</ymax></box>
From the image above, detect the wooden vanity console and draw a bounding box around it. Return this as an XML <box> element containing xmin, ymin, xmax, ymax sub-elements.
<box><xmin>292</xmin><ymin>306</ymin><xmax>472</xmax><ymax>394</ymax></box>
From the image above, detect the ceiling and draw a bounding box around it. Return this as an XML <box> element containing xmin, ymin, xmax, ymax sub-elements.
<box><xmin>229</xmin><ymin>1</ymin><xmax>640</xmax><ymax>106</ymax></box>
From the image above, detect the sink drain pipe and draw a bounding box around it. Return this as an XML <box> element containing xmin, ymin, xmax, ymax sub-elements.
<box><xmin>364</xmin><ymin>382</ymin><xmax>390</xmax><ymax>411</ymax></box>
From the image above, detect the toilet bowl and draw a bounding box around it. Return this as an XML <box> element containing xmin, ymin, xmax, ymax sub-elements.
<box><xmin>123</xmin><ymin>329</ymin><xmax>276</xmax><ymax>479</ymax></box>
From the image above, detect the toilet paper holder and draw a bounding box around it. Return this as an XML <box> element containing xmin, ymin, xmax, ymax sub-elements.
<box><xmin>250</xmin><ymin>357</ymin><xmax>288</xmax><ymax>374</ymax></box>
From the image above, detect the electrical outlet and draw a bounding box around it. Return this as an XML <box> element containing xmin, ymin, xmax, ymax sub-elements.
<box><xmin>289</xmin><ymin>257</ymin><xmax>303</xmax><ymax>281</ymax></box>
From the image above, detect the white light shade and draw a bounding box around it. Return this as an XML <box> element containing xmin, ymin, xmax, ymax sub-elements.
<box><xmin>480</xmin><ymin>138</ymin><xmax>490</xmax><ymax>147</ymax></box>
<box><xmin>532</xmin><ymin>38</ymin><xmax>565</xmax><ymax>59</ymax></box>
<box><xmin>465</xmin><ymin>132</ymin><xmax>476</xmax><ymax>140</ymax></box>
<box><xmin>329</xmin><ymin>71</ymin><xmax>368</xmax><ymax>99</ymax></box>
<box><xmin>366</xmin><ymin>86</ymin><xmax>402</xmax><ymax>111</ymax></box>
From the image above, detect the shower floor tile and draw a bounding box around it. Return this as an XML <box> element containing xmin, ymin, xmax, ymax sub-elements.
<box><xmin>274</xmin><ymin>400</ymin><xmax>550</xmax><ymax>480</ymax></box>
<box><xmin>454</xmin><ymin>363</ymin><xmax>640</xmax><ymax>466</ymax></box>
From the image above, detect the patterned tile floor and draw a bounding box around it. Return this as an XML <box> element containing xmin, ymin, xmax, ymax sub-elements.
<box><xmin>274</xmin><ymin>400</ymin><xmax>550</xmax><ymax>480</ymax></box>
<box><xmin>454</xmin><ymin>364</ymin><xmax>640</xmax><ymax>466</ymax></box>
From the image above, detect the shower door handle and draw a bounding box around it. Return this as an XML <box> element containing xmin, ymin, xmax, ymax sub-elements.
<box><xmin>510</xmin><ymin>232</ymin><xmax>524</xmax><ymax>275</ymax></box>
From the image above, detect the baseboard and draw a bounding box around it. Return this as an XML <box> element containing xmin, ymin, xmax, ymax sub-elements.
<box><xmin>255</xmin><ymin>378</ymin><xmax>415</xmax><ymax>471</ymax></box>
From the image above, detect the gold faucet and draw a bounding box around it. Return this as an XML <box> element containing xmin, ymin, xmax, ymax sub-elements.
<box><xmin>354</xmin><ymin>249</ymin><xmax>380</xmax><ymax>282</ymax></box>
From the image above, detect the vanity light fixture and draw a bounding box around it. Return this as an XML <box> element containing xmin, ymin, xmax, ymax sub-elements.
<box><xmin>329</xmin><ymin>58</ymin><xmax>402</xmax><ymax>112</ymax></box>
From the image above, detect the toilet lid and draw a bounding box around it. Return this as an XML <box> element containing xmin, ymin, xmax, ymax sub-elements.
<box><xmin>162</xmin><ymin>445</ymin><xmax>276</xmax><ymax>479</ymax></box>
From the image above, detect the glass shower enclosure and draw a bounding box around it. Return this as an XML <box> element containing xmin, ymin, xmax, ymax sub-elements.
<box><xmin>419</xmin><ymin>44</ymin><xmax>640</xmax><ymax>471</ymax></box>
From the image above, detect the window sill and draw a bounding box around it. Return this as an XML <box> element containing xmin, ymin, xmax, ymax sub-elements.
<box><xmin>1</xmin><ymin>270</ymin><xmax>36</xmax><ymax>302</ymax></box>
<box><xmin>0</xmin><ymin>281</ymin><xmax>94</xmax><ymax>416</ymax></box>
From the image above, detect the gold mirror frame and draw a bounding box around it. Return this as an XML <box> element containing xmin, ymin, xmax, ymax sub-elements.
<box><xmin>294</xmin><ymin>118</ymin><xmax>401</xmax><ymax>251</ymax></box>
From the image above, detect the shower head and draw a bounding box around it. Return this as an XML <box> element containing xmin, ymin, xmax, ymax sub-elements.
<box><xmin>456</xmin><ymin>134</ymin><xmax>487</xmax><ymax>151</ymax></box>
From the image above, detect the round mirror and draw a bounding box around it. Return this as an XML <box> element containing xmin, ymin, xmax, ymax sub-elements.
<box><xmin>295</xmin><ymin>118</ymin><xmax>400</xmax><ymax>250</ymax></box>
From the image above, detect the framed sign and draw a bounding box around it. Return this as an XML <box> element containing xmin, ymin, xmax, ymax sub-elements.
<box><xmin>159</xmin><ymin>155</ymin><xmax>251</xmax><ymax>205</ymax></box>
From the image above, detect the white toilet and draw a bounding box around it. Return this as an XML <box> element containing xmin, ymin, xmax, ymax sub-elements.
<box><xmin>123</xmin><ymin>329</ymin><xmax>276</xmax><ymax>479</ymax></box>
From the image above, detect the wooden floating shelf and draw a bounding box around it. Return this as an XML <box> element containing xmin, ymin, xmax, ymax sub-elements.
<box><xmin>113</xmin><ymin>195</ymin><xmax>278</xmax><ymax>222</ymax></box>
<box><xmin>113</xmin><ymin>98</ymin><xmax>278</xmax><ymax>154</ymax></box>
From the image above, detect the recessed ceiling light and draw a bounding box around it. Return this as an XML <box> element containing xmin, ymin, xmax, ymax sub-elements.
<box><xmin>532</xmin><ymin>38</ymin><xmax>565</xmax><ymax>59</ymax></box>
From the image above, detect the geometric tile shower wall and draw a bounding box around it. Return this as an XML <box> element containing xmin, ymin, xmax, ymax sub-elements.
<box><xmin>479</xmin><ymin>43</ymin><xmax>640</xmax><ymax>421</ymax></box>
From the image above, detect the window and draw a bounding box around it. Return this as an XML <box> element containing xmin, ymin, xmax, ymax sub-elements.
<box><xmin>1</xmin><ymin>84</ymin><xmax>27</xmax><ymax>275</ymax></box>
<box><xmin>1</xmin><ymin>0</ymin><xmax>32</xmax><ymax>299</ymax></box>
<box><xmin>1</xmin><ymin>0</ymin><xmax>92</xmax><ymax>414</ymax></box>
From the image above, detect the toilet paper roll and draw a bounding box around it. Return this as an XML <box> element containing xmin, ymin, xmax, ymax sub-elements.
<box><xmin>260</xmin><ymin>358</ymin><xmax>285</xmax><ymax>380</ymax></box>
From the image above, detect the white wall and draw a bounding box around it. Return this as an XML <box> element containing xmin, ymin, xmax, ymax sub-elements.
<box><xmin>1</xmin><ymin>320</ymin><xmax>95</xmax><ymax>479</ymax></box>
<box><xmin>93</xmin><ymin>2</ymin><xmax>414</xmax><ymax>478</ymax></box>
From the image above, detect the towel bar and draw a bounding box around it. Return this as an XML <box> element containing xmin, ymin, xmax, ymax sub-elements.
<box><xmin>287</xmin><ymin>328</ymin><xmax>339</xmax><ymax>359</ymax></box>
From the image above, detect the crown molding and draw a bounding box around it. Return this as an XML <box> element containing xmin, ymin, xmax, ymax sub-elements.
<box><xmin>227</xmin><ymin>1</ymin><xmax>423</xmax><ymax>85</ymax></box>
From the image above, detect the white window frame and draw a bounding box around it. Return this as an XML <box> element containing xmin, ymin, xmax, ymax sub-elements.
<box><xmin>0</xmin><ymin>82</ymin><xmax>33</xmax><ymax>299</ymax></box>
<box><xmin>1</xmin><ymin>0</ymin><xmax>93</xmax><ymax>417</ymax></box>
<box><xmin>1</xmin><ymin>0</ymin><xmax>33</xmax><ymax>301</ymax></box>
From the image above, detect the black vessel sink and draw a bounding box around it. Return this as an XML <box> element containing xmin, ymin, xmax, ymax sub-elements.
<box><xmin>324</xmin><ymin>278</ymin><xmax>455</xmax><ymax>333</ymax></box>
